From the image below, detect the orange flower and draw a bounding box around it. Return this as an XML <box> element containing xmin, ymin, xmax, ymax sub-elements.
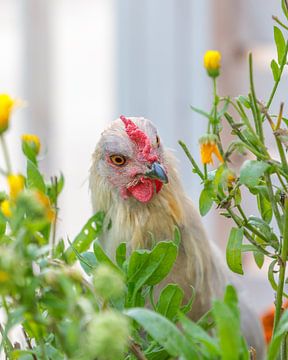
<box><xmin>261</xmin><ymin>301</ymin><xmax>288</xmax><ymax>343</ymax></box>
<box><xmin>35</xmin><ymin>191</ymin><xmax>55</xmax><ymax>222</ymax></box>
<box><xmin>199</xmin><ymin>134</ymin><xmax>224</xmax><ymax>165</ymax></box>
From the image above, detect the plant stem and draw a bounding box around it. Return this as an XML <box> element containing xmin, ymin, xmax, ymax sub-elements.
<box><xmin>266</xmin><ymin>41</ymin><xmax>288</xmax><ymax>111</ymax></box>
<box><xmin>178</xmin><ymin>141</ymin><xmax>204</xmax><ymax>180</ymax></box>
<box><xmin>272</xmin><ymin>15</ymin><xmax>288</xmax><ymax>31</ymax></box>
<box><xmin>273</xmin><ymin>198</ymin><xmax>288</xmax><ymax>340</ymax></box>
<box><xmin>51</xmin><ymin>176</ymin><xmax>58</xmax><ymax>257</ymax></box>
<box><xmin>265</xmin><ymin>174</ymin><xmax>283</xmax><ymax>234</ymax></box>
<box><xmin>249</xmin><ymin>53</ymin><xmax>264</xmax><ymax>143</ymax></box>
<box><xmin>0</xmin><ymin>135</ymin><xmax>12</xmax><ymax>175</ymax></box>
<box><xmin>212</xmin><ymin>77</ymin><xmax>217</xmax><ymax>135</ymax></box>
<box><xmin>129</xmin><ymin>337</ymin><xmax>147</xmax><ymax>360</ymax></box>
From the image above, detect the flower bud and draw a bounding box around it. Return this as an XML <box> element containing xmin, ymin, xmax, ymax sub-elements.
<box><xmin>21</xmin><ymin>134</ymin><xmax>41</xmax><ymax>155</ymax></box>
<box><xmin>92</xmin><ymin>264</ymin><xmax>125</xmax><ymax>300</ymax></box>
<box><xmin>203</xmin><ymin>50</ymin><xmax>221</xmax><ymax>77</ymax></box>
<box><xmin>86</xmin><ymin>311</ymin><xmax>130</xmax><ymax>360</ymax></box>
<box><xmin>7</xmin><ymin>174</ymin><xmax>25</xmax><ymax>200</ymax></box>
<box><xmin>1</xmin><ymin>200</ymin><xmax>11</xmax><ymax>217</ymax></box>
<box><xmin>0</xmin><ymin>94</ymin><xmax>16</xmax><ymax>134</ymax></box>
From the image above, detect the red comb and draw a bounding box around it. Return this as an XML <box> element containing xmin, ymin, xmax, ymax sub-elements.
<box><xmin>120</xmin><ymin>115</ymin><xmax>157</xmax><ymax>162</ymax></box>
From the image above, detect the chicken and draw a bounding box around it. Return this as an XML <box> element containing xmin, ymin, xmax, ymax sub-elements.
<box><xmin>89</xmin><ymin>115</ymin><xmax>265</xmax><ymax>357</ymax></box>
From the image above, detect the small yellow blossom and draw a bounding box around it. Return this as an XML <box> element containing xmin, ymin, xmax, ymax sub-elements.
<box><xmin>0</xmin><ymin>270</ymin><xmax>10</xmax><ymax>283</ymax></box>
<box><xmin>35</xmin><ymin>191</ymin><xmax>55</xmax><ymax>222</ymax></box>
<box><xmin>21</xmin><ymin>134</ymin><xmax>41</xmax><ymax>155</ymax></box>
<box><xmin>1</xmin><ymin>200</ymin><xmax>12</xmax><ymax>217</ymax></box>
<box><xmin>7</xmin><ymin>174</ymin><xmax>25</xmax><ymax>200</ymax></box>
<box><xmin>203</xmin><ymin>50</ymin><xmax>221</xmax><ymax>77</ymax></box>
<box><xmin>199</xmin><ymin>134</ymin><xmax>224</xmax><ymax>165</ymax></box>
<box><xmin>0</xmin><ymin>94</ymin><xmax>16</xmax><ymax>134</ymax></box>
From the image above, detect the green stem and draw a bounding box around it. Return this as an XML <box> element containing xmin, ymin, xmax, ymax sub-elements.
<box><xmin>276</xmin><ymin>137</ymin><xmax>288</xmax><ymax>175</ymax></box>
<box><xmin>0</xmin><ymin>135</ymin><xmax>12</xmax><ymax>175</ymax></box>
<box><xmin>272</xmin><ymin>15</ymin><xmax>288</xmax><ymax>31</ymax></box>
<box><xmin>265</xmin><ymin>174</ymin><xmax>283</xmax><ymax>234</ymax></box>
<box><xmin>212</xmin><ymin>77</ymin><xmax>217</xmax><ymax>135</ymax></box>
<box><xmin>266</xmin><ymin>41</ymin><xmax>288</xmax><ymax>111</ymax></box>
<box><xmin>273</xmin><ymin>198</ymin><xmax>288</xmax><ymax>337</ymax></box>
<box><xmin>249</xmin><ymin>53</ymin><xmax>264</xmax><ymax>143</ymax></box>
<box><xmin>51</xmin><ymin>176</ymin><xmax>58</xmax><ymax>257</ymax></box>
<box><xmin>178</xmin><ymin>141</ymin><xmax>204</xmax><ymax>180</ymax></box>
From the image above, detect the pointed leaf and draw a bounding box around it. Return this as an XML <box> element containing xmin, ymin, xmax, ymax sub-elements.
<box><xmin>125</xmin><ymin>308</ymin><xmax>199</xmax><ymax>359</ymax></box>
<box><xmin>274</xmin><ymin>26</ymin><xmax>286</xmax><ymax>64</ymax></box>
<box><xmin>226</xmin><ymin>227</ymin><xmax>244</xmax><ymax>275</ymax></box>
<box><xmin>156</xmin><ymin>284</ymin><xmax>184</xmax><ymax>321</ymax></box>
<box><xmin>239</xmin><ymin>160</ymin><xmax>270</xmax><ymax>188</ymax></box>
<box><xmin>271</xmin><ymin>59</ymin><xmax>280</xmax><ymax>81</ymax></box>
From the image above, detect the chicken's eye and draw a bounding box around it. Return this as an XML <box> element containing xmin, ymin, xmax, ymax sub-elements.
<box><xmin>156</xmin><ymin>135</ymin><xmax>160</xmax><ymax>147</ymax></box>
<box><xmin>110</xmin><ymin>154</ymin><xmax>126</xmax><ymax>166</ymax></box>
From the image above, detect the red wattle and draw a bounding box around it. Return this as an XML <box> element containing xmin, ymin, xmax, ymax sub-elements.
<box><xmin>127</xmin><ymin>178</ymin><xmax>154</xmax><ymax>203</ymax></box>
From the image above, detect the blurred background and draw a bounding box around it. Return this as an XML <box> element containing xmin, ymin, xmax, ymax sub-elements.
<box><xmin>0</xmin><ymin>0</ymin><xmax>286</xmax><ymax>313</ymax></box>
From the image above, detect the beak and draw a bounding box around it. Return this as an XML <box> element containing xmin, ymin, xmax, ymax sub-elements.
<box><xmin>145</xmin><ymin>162</ymin><xmax>168</xmax><ymax>184</ymax></box>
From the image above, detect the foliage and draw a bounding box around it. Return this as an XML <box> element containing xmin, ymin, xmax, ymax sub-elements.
<box><xmin>0</xmin><ymin>2</ymin><xmax>288</xmax><ymax>359</ymax></box>
<box><xmin>179</xmin><ymin>1</ymin><xmax>288</xmax><ymax>359</ymax></box>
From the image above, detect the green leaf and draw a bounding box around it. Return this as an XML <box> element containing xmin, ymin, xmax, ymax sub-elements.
<box><xmin>180</xmin><ymin>286</ymin><xmax>195</xmax><ymax>315</ymax></box>
<box><xmin>271</xmin><ymin>59</ymin><xmax>280</xmax><ymax>81</ymax></box>
<box><xmin>79</xmin><ymin>251</ymin><xmax>97</xmax><ymax>275</ymax></box>
<box><xmin>173</xmin><ymin>226</ymin><xmax>181</xmax><ymax>247</ymax></box>
<box><xmin>93</xmin><ymin>239</ymin><xmax>120</xmax><ymax>272</ymax></box>
<box><xmin>127</xmin><ymin>241</ymin><xmax>178</xmax><ymax>293</ymax></box>
<box><xmin>116</xmin><ymin>242</ymin><xmax>126</xmax><ymax>268</ymax></box>
<box><xmin>156</xmin><ymin>284</ymin><xmax>184</xmax><ymax>321</ymax></box>
<box><xmin>257</xmin><ymin>191</ymin><xmax>273</xmax><ymax>224</ymax></box>
<box><xmin>213</xmin><ymin>286</ymin><xmax>246</xmax><ymax>360</ymax></box>
<box><xmin>268</xmin><ymin>309</ymin><xmax>288</xmax><ymax>360</ymax></box>
<box><xmin>282</xmin><ymin>0</ymin><xmax>288</xmax><ymax>19</ymax></box>
<box><xmin>26</xmin><ymin>159</ymin><xmax>46</xmax><ymax>193</ymax></box>
<box><xmin>274</xmin><ymin>26</ymin><xmax>286</xmax><ymax>64</ymax></box>
<box><xmin>179</xmin><ymin>313</ymin><xmax>220</xmax><ymax>357</ymax></box>
<box><xmin>226</xmin><ymin>227</ymin><xmax>244</xmax><ymax>275</ymax></box>
<box><xmin>268</xmin><ymin>259</ymin><xmax>279</xmax><ymax>292</ymax></box>
<box><xmin>190</xmin><ymin>105</ymin><xmax>210</xmax><ymax>119</ymax></box>
<box><xmin>199</xmin><ymin>184</ymin><xmax>213</xmax><ymax>216</ymax></box>
<box><xmin>54</xmin><ymin>238</ymin><xmax>64</xmax><ymax>258</ymax></box>
<box><xmin>253</xmin><ymin>251</ymin><xmax>264</xmax><ymax>269</ymax></box>
<box><xmin>125</xmin><ymin>308</ymin><xmax>199</xmax><ymax>359</ymax></box>
<box><xmin>239</xmin><ymin>160</ymin><xmax>270</xmax><ymax>188</ymax></box>
<box><xmin>64</xmin><ymin>211</ymin><xmax>105</xmax><ymax>263</ymax></box>
<box><xmin>22</xmin><ymin>141</ymin><xmax>37</xmax><ymax>165</ymax></box>
<box><xmin>237</xmin><ymin>95</ymin><xmax>251</xmax><ymax>109</ymax></box>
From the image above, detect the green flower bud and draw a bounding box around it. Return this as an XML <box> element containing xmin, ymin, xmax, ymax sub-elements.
<box><xmin>92</xmin><ymin>264</ymin><xmax>125</xmax><ymax>300</ymax></box>
<box><xmin>86</xmin><ymin>310</ymin><xmax>130</xmax><ymax>360</ymax></box>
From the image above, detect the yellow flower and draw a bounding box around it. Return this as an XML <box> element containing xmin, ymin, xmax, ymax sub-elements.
<box><xmin>1</xmin><ymin>200</ymin><xmax>12</xmax><ymax>217</ymax></box>
<box><xmin>203</xmin><ymin>50</ymin><xmax>221</xmax><ymax>77</ymax></box>
<box><xmin>0</xmin><ymin>94</ymin><xmax>16</xmax><ymax>134</ymax></box>
<box><xmin>7</xmin><ymin>174</ymin><xmax>25</xmax><ymax>199</ymax></box>
<box><xmin>21</xmin><ymin>134</ymin><xmax>41</xmax><ymax>155</ymax></box>
<box><xmin>199</xmin><ymin>134</ymin><xmax>224</xmax><ymax>165</ymax></box>
<box><xmin>0</xmin><ymin>270</ymin><xmax>10</xmax><ymax>283</ymax></box>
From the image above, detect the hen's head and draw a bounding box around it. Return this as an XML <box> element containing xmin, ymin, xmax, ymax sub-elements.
<box><xmin>91</xmin><ymin>116</ymin><xmax>168</xmax><ymax>203</ymax></box>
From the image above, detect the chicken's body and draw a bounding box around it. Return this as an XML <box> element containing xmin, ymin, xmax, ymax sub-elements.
<box><xmin>90</xmin><ymin>116</ymin><xmax>265</xmax><ymax>357</ymax></box>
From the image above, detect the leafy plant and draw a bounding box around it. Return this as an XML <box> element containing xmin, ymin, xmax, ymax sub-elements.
<box><xmin>179</xmin><ymin>1</ymin><xmax>288</xmax><ymax>358</ymax></box>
